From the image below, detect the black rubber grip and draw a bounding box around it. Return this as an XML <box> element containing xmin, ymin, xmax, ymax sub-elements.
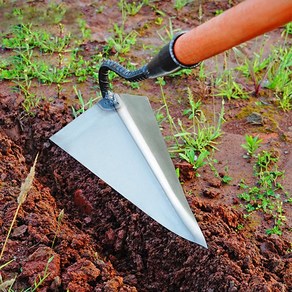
<box><xmin>98</xmin><ymin>32</ymin><xmax>199</xmax><ymax>99</ymax></box>
<box><xmin>98</xmin><ymin>60</ymin><xmax>149</xmax><ymax>99</ymax></box>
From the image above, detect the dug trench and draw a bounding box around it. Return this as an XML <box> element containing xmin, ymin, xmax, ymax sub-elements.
<box><xmin>0</xmin><ymin>88</ymin><xmax>291</xmax><ymax>290</ymax></box>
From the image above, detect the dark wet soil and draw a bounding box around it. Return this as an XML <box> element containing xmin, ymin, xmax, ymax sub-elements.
<box><xmin>0</xmin><ymin>0</ymin><xmax>291</xmax><ymax>291</ymax></box>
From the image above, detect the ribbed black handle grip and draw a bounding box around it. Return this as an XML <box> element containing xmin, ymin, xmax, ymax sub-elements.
<box><xmin>98</xmin><ymin>32</ymin><xmax>198</xmax><ymax>101</ymax></box>
<box><xmin>98</xmin><ymin>60</ymin><xmax>149</xmax><ymax>99</ymax></box>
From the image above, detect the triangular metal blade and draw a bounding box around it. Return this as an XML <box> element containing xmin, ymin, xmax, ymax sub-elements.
<box><xmin>50</xmin><ymin>94</ymin><xmax>207</xmax><ymax>248</ymax></box>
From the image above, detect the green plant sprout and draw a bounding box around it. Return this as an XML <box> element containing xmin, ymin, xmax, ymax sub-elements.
<box><xmin>158</xmin><ymin>84</ymin><xmax>224</xmax><ymax>175</ymax></box>
<box><xmin>221</xmin><ymin>166</ymin><xmax>232</xmax><ymax>184</ymax></box>
<box><xmin>215</xmin><ymin>9</ymin><xmax>224</xmax><ymax>16</ymax></box>
<box><xmin>215</xmin><ymin>69</ymin><xmax>249</xmax><ymax>99</ymax></box>
<box><xmin>179</xmin><ymin>148</ymin><xmax>209</xmax><ymax>173</ymax></box>
<box><xmin>170</xmin><ymin>68</ymin><xmax>193</xmax><ymax>78</ymax></box>
<box><xmin>156</xmin><ymin>77</ymin><xmax>180</xmax><ymax>147</ymax></box>
<box><xmin>106</xmin><ymin>22</ymin><xmax>138</xmax><ymax>54</ymax></box>
<box><xmin>198</xmin><ymin>61</ymin><xmax>207</xmax><ymax>80</ymax></box>
<box><xmin>233</xmin><ymin>47</ymin><xmax>273</xmax><ymax>96</ymax></box>
<box><xmin>51</xmin><ymin>209</ymin><xmax>64</xmax><ymax>248</ymax></box>
<box><xmin>182</xmin><ymin>87</ymin><xmax>202</xmax><ymax>120</ymax></box>
<box><xmin>71</xmin><ymin>86</ymin><xmax>99</xmax><ymax>118</ymax></box>
<box><xmin>266</xmin><ymin>201</ymin><xmax>286</xmax><ymax>236</ymax></box>
<box><xmin>241</xmin><ymin>135</ymin><xmax>262</xmax><ymax>157</ymax></box>
<box><xmin>173</xmin><ymin>89</ymin><xmax>224</xmax><ymax>154</ymax></box>
<box><xmin>267</xmin><ymin>46</ymin><xmax>291</xmax><ymax>92</ymax></box>
<box><xmin>45</xmin><ymin>2</ymin><xmax>67</xmax><ymax>24</ymax></box>
<box><xmin>267</xmin><ymin>46</ymin><xmax>292</xmax><ymax>111</ymax></box>
<box><xmin>77</xmin><ymin>18</ymin><xmax>92</xmax><ymax>41</ymax></box>
<box><xmin>277</xmin><ymin>82</ymin><xmax>292</xmax><ymax>111</ymax></box>
<box><xmin>174</xmin><ymin>0</ymin><xmax>192</xmax><ymax>10</ymax></box>
<box><xmin>155</xmin><ymin>105</ymin><xmax>166</xmax><ymax>125</ymax></box>
<box><xmin>234</xmin><ymin>47</ymin><xmax>271</xmax><ymax>76</ymax></box>
<box><xmin>157</xmin><ymin>18</ymin><xmax>178</xmax><ymax>43</ymax></box>
<box><xmin>118</xmin><ymin>0</ymin><xmax>145</xmax><ymax>16</ymax></box>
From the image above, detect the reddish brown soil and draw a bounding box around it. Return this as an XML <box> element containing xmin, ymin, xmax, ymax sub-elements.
<box><xmin>0</xmin><ymin>0</ymin><xmax>291</xmax><ymax>291</ymax></box>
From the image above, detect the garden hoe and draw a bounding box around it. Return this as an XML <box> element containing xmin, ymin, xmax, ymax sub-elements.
<box><xmin>51</xmin><ymin>0</ymin><xmax>292</xmax><ymax>249</ymax></box>
<box><xmin>50</xmin><ymin>33</ymin><xmax>207</xmax><ymax>248</ymax></box>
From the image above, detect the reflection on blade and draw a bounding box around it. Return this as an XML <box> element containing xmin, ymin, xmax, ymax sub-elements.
<box><xmin>50</xmin><ymin>94</ymin><xmax>207</xmax><ymax>248</ymax></box>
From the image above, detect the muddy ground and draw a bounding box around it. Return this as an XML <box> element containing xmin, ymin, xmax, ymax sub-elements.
<box><xmin>0</xmin><ymin>0</ymin><xmax>291</xmax><ymax>291</ymax></box>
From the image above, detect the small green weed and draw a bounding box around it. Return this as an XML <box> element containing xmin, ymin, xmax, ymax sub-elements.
<box><xmin>157</xmin><ymin>18</ymin><xmax>178</xmax><ymax>43</ymax></box>
<box><xmin>236</xmin><ymin>224</ymin><xmax>244</xmax><ymax>231</ymax></box>
<box><xmin>71</xmin><ymin>86</ymin><xmax>99</xmax><ymax>118</ymax></box>
<box><xmin>198</xmin><ymin>61</ymin><xmax>207</xmax><ymax>80</ymax></box>
<box><xmin>106</xmin><ymin>23</ymin><xmax>138</xmax><ymax>54</ymax></box>
<box><xmin>182</xmin><ymin>87</ymin><xmax>202</xmax><ymax>120</ymax></box>
<box><xmin>215</xmin><ymin>69</ymin><xmax>249</xmax><ymax>99</ymax></box>
<box><xmin>45</xmin><ymin>2</ymin><xmax>67</xmax><ymax>24</ymax></box>
<box><xmin>241</xmin><ymin>135</ymin><xmax>262</xmax><ymax>157</ymax></box>
<box><xmin>51</xmin><ymin>209</ymin><xmax>64</xmax><ymax>248</ymax></box>
<box><xmin>238</xmin><ymin>149</ymin><xmax>289</xmax><ymax>235</ymax></box>
<box><xmin>214</xmin><ymin>9</ymin><xmax>224</xmax><ymax>16</ymax></box>
<box><xmin>173</xmin><ymin>90</ymin><xmax>224</xmax><ymax>154</ymax></box>
<box><xmin>221</xmin><ymin>166</ymin><xmax>232</xmax><ymax>184</ymax></box>
<box><xmin>234</xmin><ymin>47</ymin><xmax>273</xmax><ymax>96</ymax></box>
<box><xmin>119</xmin><ymin>0</ymin><xmax>145</xmax><ymax>16</ymax></box>
<box><xmin>77</xmin><ymin>18</ymin><xmax>92</xmax><ymax>41</ymax></box>
<box><xmin>266</xmin><ymin>201</ymin><xmax>286</xmax><ymax>236</ymax></box>
<box><xmin>179</xmin><ymin>148</ymin><xmax>209</xmax><ymax>173</ymax></box>
<box><xmin>276</xmin><ymin>80</ymin><xmax>292</xmax><ymax>111</ymax></box>
<box><xmin>174</xmin><ymin>0</ymin><xmax>191</xmax><ymax>10</ymax></box>
<box><xmin>266</xmin><ymin>46</ymin><xmax>291</xmax><ymax>92</ymax></box>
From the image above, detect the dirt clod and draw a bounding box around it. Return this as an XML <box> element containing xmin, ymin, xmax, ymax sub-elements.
<box><xmin>21</xmin><ymin>246</ymin><xmax>60</xmax><ymax>287</ymax></box>
<box><xmin>203</xmin><ymin>187</ymin><xmax>221</xmax><ymax>198</ymax></box>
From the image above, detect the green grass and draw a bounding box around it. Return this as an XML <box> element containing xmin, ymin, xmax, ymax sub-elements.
<box><xmin>71</xmin><ymin>86</ymin><xmax>99</xmax><ymax>118</ymax></box>
<box><xmin>157</xmin><ymin>80</ymin><xmax>224</xmax><ymax>174</ymax></box>
<box><xmin>215</xmin><ymin>69</ymin><xmax>250</xmax><ymax>99</ymax></box>
<box><xmin>0</xmin><ymin>22</ymin><xmax>102</xmax><ymax>114</ymax></box>
<box><xmin>157</xmin><ymin>18</ymin><xmax>178</xmax><ymax>44</ymax></box>
<box><xmin>209</xmin><ymin>41</ymin><xmax>291</xmax><ymax>108</ymax></box>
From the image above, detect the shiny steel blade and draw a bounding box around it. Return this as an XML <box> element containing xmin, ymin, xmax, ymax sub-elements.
<box><xmin>50</xmin><ymin>94</ymin><xmax>207</xmax><ymax>248</ymax></box>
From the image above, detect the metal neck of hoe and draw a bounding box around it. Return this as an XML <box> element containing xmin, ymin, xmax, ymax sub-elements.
<box><xmin>98</xmin><ymin>92</ymin><xmax>120</xmax><ymax>111</ymax></box>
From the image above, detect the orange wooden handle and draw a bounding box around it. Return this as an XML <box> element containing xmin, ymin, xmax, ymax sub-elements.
<box><xmin>174</xmin><ymin>0</ymin><xmax>292</xmax><ymax>65</ymax></box>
